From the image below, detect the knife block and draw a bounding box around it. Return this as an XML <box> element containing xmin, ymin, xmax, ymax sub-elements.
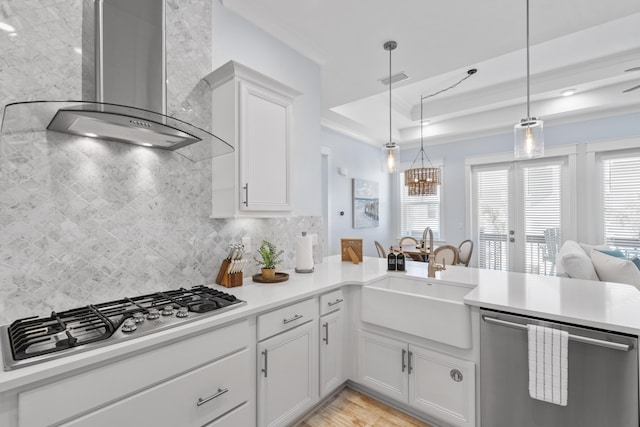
<box><xmin>215</xmin><ymin>259</ymin><xmax>243</xmax><ymax>288</ymax></box>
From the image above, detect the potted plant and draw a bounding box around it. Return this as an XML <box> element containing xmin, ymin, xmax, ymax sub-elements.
<box><xmin>254</xmin><ymin>240</ymin><xmax>284</xmax><ymax>280</ymax></box>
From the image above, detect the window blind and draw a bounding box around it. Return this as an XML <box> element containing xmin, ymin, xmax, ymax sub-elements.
<box><xmin>522</xmin><ymin>163</ymin><xmax>562</xmax><ymax>275</ymax></box>
<box><xmin>602</xmin><ymin>155</ymin><xmax>640</xmax><ymax>257</ymax></box>
<box><xmin>474</xmin><ymin>168</ymin><xmax>510</xmax><ymax>271</ymax></box>
<box><xmin>399</xmin><ymin>172</ymin><xmax>440</xmax><ymax>240</ymax></box>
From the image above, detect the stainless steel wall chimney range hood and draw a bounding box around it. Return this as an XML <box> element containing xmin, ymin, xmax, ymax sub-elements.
<box><xmin>0</xmin><ymin>0</ymin><xmax>232</xmax><ymax>162</ymax></box>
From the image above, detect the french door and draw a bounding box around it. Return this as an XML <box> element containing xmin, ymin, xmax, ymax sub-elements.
<box><xmin>471</xmin><ymin>158</ymin><xmax>568</xmax><ymax>274</ymax></box>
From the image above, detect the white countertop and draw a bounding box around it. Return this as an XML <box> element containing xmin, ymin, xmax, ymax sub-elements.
<box><xmin>460</xmin><ymin>267</ymin><xmax>640</xmax><ymax>334</ymax></box>
<box><xmin>0</xmin><ymin>255</ymin><xmax>389</xmax><ymax>392</ymax></box>
<box><xmin>3</xmin><ymin>255</ymin><xmax>640</xmax><ymax>392</ymax></box>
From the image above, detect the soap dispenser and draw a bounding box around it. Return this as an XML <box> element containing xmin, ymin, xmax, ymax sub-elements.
<box><xmin>387</xmin><ymin>247</ymin><xmax>396</xmax><ymax>271</ymax></box>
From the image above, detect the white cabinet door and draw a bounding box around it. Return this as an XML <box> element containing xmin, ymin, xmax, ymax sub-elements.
<box><xmin>358</xmin><ymin>331</ymin><xmax>408</xmax><ymax>403</ymax></box>
<box><xmin>258</xmin><ymin>321</ymin><xmax>318</xmax><ymax>427</ymax></box>
<box><xmin>319</xmin><ymin>310</ymin><xmax>343</xmax><ymax>398</ymax></box>
<box><xmin>208</xmin><ymin>61</ymin><xmax>299</xmax><ymax>218</ymax></box>
<box><xmin>408</xmin><ymin>345</ymin><xmax>476</xmax><ymax>427</ymax></box>
<box><xmin>239</xmin><ymin>81</ymin><xmax>291</xmax><ymax>212</ymax></box>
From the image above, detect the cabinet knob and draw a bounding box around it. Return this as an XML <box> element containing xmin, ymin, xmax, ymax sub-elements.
<box><xmin>450</xmin><ymin>369</ymin><xmax>463</xmax><ymax>382</ymax></box>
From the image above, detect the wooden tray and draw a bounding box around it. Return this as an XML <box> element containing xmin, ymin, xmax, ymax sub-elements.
<box><xmin>252</xmin><ymin>272</ymin><xmax>289</xmax><ymax>283</ymax></box>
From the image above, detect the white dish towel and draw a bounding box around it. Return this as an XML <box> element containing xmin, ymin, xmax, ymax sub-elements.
<box><xmin>527</xmin><ymin>324</ymin><xmax>568</xmax><ymax>406</ymax></box>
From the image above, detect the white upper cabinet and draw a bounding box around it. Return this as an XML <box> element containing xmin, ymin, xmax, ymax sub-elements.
<box><xmin>206</xmin><ymin>61</ymin><xmax>301</xmax><ymax>218</ymax></box>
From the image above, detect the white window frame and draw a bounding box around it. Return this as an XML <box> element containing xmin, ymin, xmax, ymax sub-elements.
<box><xmin>586</xmin><ymin>137</ymin><xmax>640</xmax><ymax>246</ymax></box>
<box><xmin>465</xmin><ymin>145</ymin><xmax>576</xmax><ymax>269</ymax></box>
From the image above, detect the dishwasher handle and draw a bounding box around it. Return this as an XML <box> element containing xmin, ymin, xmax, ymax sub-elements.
<box><xmin>482</xmin><ymin>315</ymin><xmax>632</xmax><ymax>352</ymax></box>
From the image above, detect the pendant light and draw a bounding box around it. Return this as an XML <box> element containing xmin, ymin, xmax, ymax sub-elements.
<box><xmin>404</xmin><ymin>96</ymin><xmax>441</xmax><ymax>196</ymax></box>
<box><xmin>382</xmin><ymin>40</ymin><xmax>399</xmax><ymax>173</ymax></box>
<box><xmin>514</xmin><ymin>0</ymin><xmax>544</xmax><ymax>159</ymax></box>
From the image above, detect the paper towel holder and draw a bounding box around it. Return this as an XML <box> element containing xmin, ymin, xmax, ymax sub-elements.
<box><xmin>295</xmin><ymin>231</ymin><xmax>315</xmax><ymax>273</ymax></box>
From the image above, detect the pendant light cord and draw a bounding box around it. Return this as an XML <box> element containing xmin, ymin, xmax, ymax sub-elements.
<box><xmin>526</xmin><ymin>0</ymin><xmax>531</xmax><ymax>119</ymax></box>
<box><xmin>409</xmin><ymin>68</ymin><xmax>478</xmax><ymax>170</ymax></box>
<box><xmin>389</xmin><ymin>44</ymin><xmax>392</xmax><ymax>145</ymax></box>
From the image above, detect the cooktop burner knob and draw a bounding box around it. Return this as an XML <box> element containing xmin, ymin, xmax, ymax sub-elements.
<box><xmin>132</xmin><ymin>312</ymin><xmax>145</xmax><ymax>323</ymax></box>
<box><xmin>161</xmin><ymin>305</ymin><xmax>175</xmax><ymax>316</ymax></box>
<box><xmin>176</xmin><ymin>307</ymin><xmax>189</xmax><ymax>318</ymax></box>
<box><xmin>147</xmin><ymin>308</ymin><xmax>160</xmax><ymax>320</ymax></box>
<box><xmin>122</xmin><ymin>318</ymin><xmax>137</xmax><ymax>333</ymax></box>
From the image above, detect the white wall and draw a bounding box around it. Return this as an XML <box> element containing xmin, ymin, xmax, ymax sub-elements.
<box><xmin>400</xmin><ymin>112</ymin><xmax>640</xmax><ymax>247</ymax></box>
<box><xmin>321</xmin><ymin>127</ymin><xmax>394</xmax><ymax>257</ymax></box>
<box><xmin>212</xmin><ymin>2</ymin><xmax>322</xmax><ymax>217</ymax></box>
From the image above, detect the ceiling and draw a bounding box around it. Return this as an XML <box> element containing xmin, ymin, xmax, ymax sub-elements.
<box><xmin>221</xmin><ymin>0</ymin><xmax>640</xmax><ymax>147</ymax></box>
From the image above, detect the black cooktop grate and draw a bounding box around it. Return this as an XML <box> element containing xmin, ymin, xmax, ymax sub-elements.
<box><xmin>5</xmin><ymin>285</ymin><xmax>242</xmax><ymax>364</ymax></box>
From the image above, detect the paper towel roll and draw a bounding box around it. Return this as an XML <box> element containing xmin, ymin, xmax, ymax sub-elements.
<box><xmin>295</xmin><ymin>234</ymin><xmax>314</xmax><ymax>272</ymax></box>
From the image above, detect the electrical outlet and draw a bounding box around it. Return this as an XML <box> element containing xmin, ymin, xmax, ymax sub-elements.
<box><xmin>308</xmin><ymin>233</ymin><xmax>318</xmax><ymax>245</ymax></box>
<box><xmin>242</xmin><ymin>236</ymin><xmax>252</xmax><ymax>253</ymax></box>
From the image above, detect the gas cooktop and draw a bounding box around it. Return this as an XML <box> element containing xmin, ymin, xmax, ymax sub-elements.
<box><xmin>0</xmin><ymin>285</ymin><xmax>245</xmax><ymax>371</ymax></box>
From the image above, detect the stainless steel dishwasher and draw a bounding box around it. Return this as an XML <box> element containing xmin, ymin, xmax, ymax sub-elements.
<box><xmin>480</xmin><ymin>309</ymin><xmax>638</xmax><ymax>427</ymax></box>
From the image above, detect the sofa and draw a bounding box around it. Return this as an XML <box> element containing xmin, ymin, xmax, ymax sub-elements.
<box><xmin>556</xmin><ymin>240</ymin><xmax>640</xmax><ymax>289</ymax></box>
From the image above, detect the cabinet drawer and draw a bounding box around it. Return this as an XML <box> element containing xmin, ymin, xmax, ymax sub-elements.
<box><xmin>204</xmin><ymin>401</ymin><xmax>253</xmax><ymax>427</ymax></box>
<box><xmin>19</xmin><ymin>320</ymin><xmax>249</xmax><ymax>427</ymax></box>
<box><xmin>258</xmin><ymin>298</ymin><xmax>316</xmax><ymax>341</ymax></box>
<box><xmin>320</xmin><ymin>289</ymin><xmax>344</xmax><ymax>316</ymax></box>
<box><xmin>64</xmin><ymin>348</ymin><xmax>251</xmax><ymax>427</ymax></box>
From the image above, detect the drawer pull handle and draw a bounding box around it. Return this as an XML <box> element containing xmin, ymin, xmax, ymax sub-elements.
<box><xmin>197</xmin><ymin>388</ymin><xmax>229</xmax><ymax>407</ymax></box>
<box><xmin>408</xmin><ymin>351</ymin><xmax>413</xmax><ymax>374</ymax></box>
<box><xmin>328</xmin><ymin>298</ymin><xmax>344</xmax><ymax>307</ymax></box>
<box><xmin>283</xmin><ymin>314</ymin><xmax>303</xmax><ymax>324</ymax></box>
<box><xmin>261</xmin><ymin>349</ymin><xmax>268</xmax><ymax>377</ymax></box>
<box><xmin>323</xmin><ymin>322</ymin><xmax>329</xmax><ymax>344</ymax></box>
<box><xmin>243</xmin><ymin>183</ymin><xmax>249</xmax><ymax>206</ymax></box>
<box><xmin>401</xmin><ymin>348</ymin><xmax>407</xmax><ymax>372</ymax></box>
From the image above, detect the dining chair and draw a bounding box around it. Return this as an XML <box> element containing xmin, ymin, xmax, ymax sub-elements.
<box><xmin>398</xmin><ymin>236</ymin><xmax>419</xmax><ymax>247</ymax></box>
<box><xmin>432</xmin><ymin>245</ymin><xmax>459</xmax><ymax>266</ymax></box>
<box><xmin>398</xmin><ymin>236</ymin><xmax>423</xmax><ymax>261</ymax></box>
<box><xmin>457</xmin><ymin>240</ymin><xmax>474</xmax><ymax>267</ymax></box>
<box><xmin>374</xmin><ymin>241</ymin><xmax>386</xmax><ymax>258</ymax></box>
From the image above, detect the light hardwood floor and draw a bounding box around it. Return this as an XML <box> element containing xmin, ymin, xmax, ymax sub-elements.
<box><xmin>295</xmin><ymin>387</ymin><xmax>433</xmax><ymax>427</ymax></box>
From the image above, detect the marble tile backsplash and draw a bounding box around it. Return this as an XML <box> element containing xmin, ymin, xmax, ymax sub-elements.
<box><xmin>0</xmin><ymin>131</ymin><xmax>322</xmax><ymax>325</ymax></box>
<box><xmin>0</xmin><ymin>0</ymin><xmax>323</xmax><ymax>325</ymax></box>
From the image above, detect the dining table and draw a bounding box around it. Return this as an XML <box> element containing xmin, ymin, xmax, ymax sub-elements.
<box><xmin>393</xmin><ymin>246</ymin><xmax>431</xmax><ymax>262</ymax></box>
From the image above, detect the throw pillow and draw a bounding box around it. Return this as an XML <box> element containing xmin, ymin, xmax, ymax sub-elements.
<box><xmin>591</xmin><ymin>250</ymin><xmax>640</xmax><ymax>289</ymax></box>
<box><xmin>578</xmin><ymin>243</ymin><xmax>611</xmax><ymax>255</ymax></box>
<box><xmin>556</xmin><ymin>240</ymin><xmax>599</xmax><ymax>280</ymax></box>
<box><xmin>594</xmin><ymin>248</ymin><xmax>626</xmax><ymax>258</ymax></box>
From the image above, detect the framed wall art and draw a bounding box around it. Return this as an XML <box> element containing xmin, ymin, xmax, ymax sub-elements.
<box><xmin>352</xmin><ymin>178</ymin><xmax>379</xmax><ymax>228</ymax></box>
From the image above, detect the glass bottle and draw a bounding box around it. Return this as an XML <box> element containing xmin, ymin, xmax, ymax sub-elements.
<box><xmin>387</xmin><ymin>247</ymin><xmax>396</xmax><ymax>271</ymax></box>
<box><xmin>396</xmin><ymin>246</ymin><xmax>406</xmax><ymax>271</ymax></box>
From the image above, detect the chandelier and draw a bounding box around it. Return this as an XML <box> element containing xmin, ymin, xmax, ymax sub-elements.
<box><xmin>404</xmin><ymin>68</ymin><xmax>478</xmax><ymax>196</ymax></box>
<box><xmin>404</xmin><ymin>95</ymin><xmax>441</xmax><ymax>196</ymax></box>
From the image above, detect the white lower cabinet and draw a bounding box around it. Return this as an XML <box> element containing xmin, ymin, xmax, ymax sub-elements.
<box><xmin>359</xmin><ymin>331</ymin><xmax>475</xmax><ymax>427</ymax></box>
<box><xmin>257</xmin><ymin>302</ymin><xmax>318</xmax><ymax>427</ymax></box>
<box><xmin>63</xmin><ymin>349</ymin><xmax>251</xmax><ymax>427</ymax></box>
<box><xmin>319</xmin><ymin>308</ymin><xmax>343</xmax><ymax>398</ymax></box>
<box><xmin>16</xmin><ymin>320</ymin><xmax>252</xmax><ymax>427</ymax></box>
